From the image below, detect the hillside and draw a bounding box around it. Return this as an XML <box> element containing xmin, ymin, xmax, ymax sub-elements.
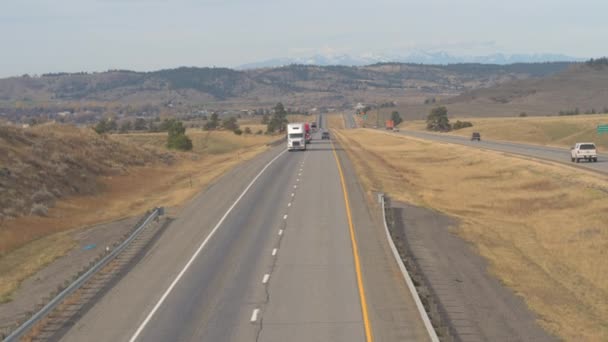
<box><xmin>387</xmin><ymin>62</ymin><xmax>608</xmax><ymax>120</ymax></box>
<box><xmin>0</xmin><ymin>124</ymin><xmax>171</xmax><ymax>225</ymax></box>
<box><xmin>0</xmin><ymin>63</ymin><xmax>573</xmax><ymax>121</ymax></box>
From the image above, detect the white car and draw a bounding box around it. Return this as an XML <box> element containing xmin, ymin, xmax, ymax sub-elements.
<box><xmin>571</xmin><ymin>142</ymin><xmax>597</xmax><ymax>163</ymax></box>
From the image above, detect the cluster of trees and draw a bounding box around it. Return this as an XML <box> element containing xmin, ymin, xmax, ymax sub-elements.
<box><xmin>585</xmin><ymin>57</ymin><xmax>608</xmax><ymax>69</ymax></box>
<box><xmin>425</xmin><ymin>106</ymin><xmax>473</xmax><ymax>131</ymax></box>
<box><xmin>166</xmin><ymin>120</ymin><xmax>193</xmax><ymax>151</ymax></box>
<box><xmin>94</xmin><ymin>116</ymin><xmax>180</xmax><ymax>134</ymax></box>
<box><xmin>452</xmin><ymin>120</ymin><xmax>473</xmax><ymax>130</ymax></box>
<box><xmin>202</xmin><ymin>113</ymin><xmax>249</xmax><ymax>135</ymax></box>
<box><xmin>558</xmin><ymin>107</ymin><xmax>608</xmax><ymax>116</ymax></box>
<box><xmin>390</xmin><ymin>111</ymin><xmax>403</xmax><ymax>126</ymax></box>
<box><xmin>94</xmin><ymin>118</ymin><xmax>118</xmax><ymax>134</ymax></box>
<box><xmin>379</xmin><ymin>101</ymin><xmax>396</xmax><ymax>108</ymax></box>
<box><xmin>266</xmin><ymin>103</ymin><xmax>288</xmax><ymax>133</ymax></box>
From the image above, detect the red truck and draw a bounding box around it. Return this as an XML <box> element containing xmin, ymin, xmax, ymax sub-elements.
<box><xmin>304</xmin><ymin>122</ymin><xmax>312</xmax><ymax>143</ymax></box>
<box><xmin>385</xmin><ymin>120</ymin><xmax>394</xmax><ymax>130</ymax></box>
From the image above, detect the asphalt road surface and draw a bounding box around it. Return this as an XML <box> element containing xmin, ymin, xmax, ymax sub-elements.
<box><xmin>59</xmin><ymin>115</ymin><xmax>429</xmax><ymax>342</ymax></box>
<box><xmin>397</xmin><ymin>129</ymin><xmax>608</xmax><ymax>174</ymax></box>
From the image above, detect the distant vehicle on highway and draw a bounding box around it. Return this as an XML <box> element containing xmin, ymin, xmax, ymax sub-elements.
<box><xmin>471</xmin><ymin>132</ymin><xmax>481</xmax><ymax>141</ymax></box>
<box><xmin>311</xmin><ymin>122</ymin><xmax>317</xmax><ymax>131</ymax></box>
<box><xmin>304</xmin><ymin>122</ymin><xmax>311</xmax><ymax>144</ymax></box>
<box><xmin>393</xmin><ymin>127</ymin><xmax>400</xmax><ymax>132</ymax></box>
<box><xmin>571</xmin><ymin>142</ymin><xmax>597</xmax><ymax>162</ymax></box>
<box><xmin>322</xmin><ymin>131</ymin><xmax>330</xmax><ymax>140</ymax></box>
<box><xmin>287</xmin><ymin>123</ymin><xmax>306</xmax><ymax>151</ymax></box>
<box><xmin>385</xmin><ymin>119</ymin><xmax>394</xmax><ymax>130</ymax></box>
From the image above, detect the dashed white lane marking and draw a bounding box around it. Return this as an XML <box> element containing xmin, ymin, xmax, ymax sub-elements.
<box><xmin>272</xmin><ymin>248</ymin><xmax>278</xmax><ymax>256</ymax></box>
<box><xmin>291</xmin><ymin>193</ymin><xmax>295</xmax><ymax>197</ymax></box>
<box><xmin>283</xmin><ymin>214</ymin><xmax>288</xmax><ymax>220</ymax></box>
<box><xmin>288</xmin><ymin>202</ymin><xmax>292</xmax><ymax>207</ymax></box>
<box><xmin>128</xmin><ymin>149</ymin><xmax>287</xmax><ymax>342</ymax></box>
<box><xmin>262</xmin><ymin>274</ymin><xmax>270</xmax><ymax>284</ymax></box>
<box><xmin>250</xmin><ymin>309</ymin><xmax>260</xmax><ymax>323</ymax></box>
<box><xmin>297</xmin><ymin>178</ymin><xmax>300</xmax><ymax>182</ymax></box>
<box><xmin>278</xmin><ymin>229</ymin><xmax>283</xmax><ymax>236</ymax></box>
<box><xmin>293</xmin><ymin>185</ymin><xmax>297</xmax><ymax>189</ymax></box>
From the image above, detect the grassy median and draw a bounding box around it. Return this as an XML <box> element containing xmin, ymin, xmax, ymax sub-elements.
<box><xmin>332</xmin><ymin>127</ymin><xmax>608</xmax><ymax>341</ymax></box>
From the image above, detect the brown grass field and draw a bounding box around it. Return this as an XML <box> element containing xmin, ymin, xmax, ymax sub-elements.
<box><xmin>331</xmin><ymin>127</ymin><xmax>608</xmax><ymax>341</ymax></box>
<box><xmin>327</xmin><ymin>113</ymin><xmax>345</xmax><ymax>130</ymax></box>
<box><xmin>0</xmin><ymin>129</ymin><xmax>276</xmax><ymax>303</ymax></box>
<box><xmin>401</xmin><ymin>114</ymin><xmax>608</xmax><ymax>150</ymax></box>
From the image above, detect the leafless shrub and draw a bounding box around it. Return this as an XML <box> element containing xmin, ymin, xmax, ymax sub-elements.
<box><xmin>30</xmin><ymin>203</ymin><xmax>48</xmax><ymax>216</ymax></box>
<box><xmin>51</xmin><ymin>188</ymin><xmax>62</xmax><ymax>198</ymax></box>
<box><xmin>31</xmin><ymin>187</ymin><xmax>54</xmax><ymax>204</ymax></box>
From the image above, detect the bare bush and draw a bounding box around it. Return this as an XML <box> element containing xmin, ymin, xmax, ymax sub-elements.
<box><xmin>31</xmin><ymin>187</ymin><xmax>55</xmax><ymax>204</ymax></box>
<box><xmin>30</xmin><ymin>203</ymin><xmax>48</xmax><ymax>217</ymax></box>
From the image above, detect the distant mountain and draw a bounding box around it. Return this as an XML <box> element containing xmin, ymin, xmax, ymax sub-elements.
<box><xmin>238</xmin><ymin>51</ymin><xmax>585</xmax><ymax>69</ymax></box>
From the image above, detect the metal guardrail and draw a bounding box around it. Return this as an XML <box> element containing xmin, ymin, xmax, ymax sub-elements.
<box><xmin>2</xmin><ymin>207</ymin><xmax>164</xmax><ymax>342</ymax></box>
<box><xmin>379</xmin><ymin>194</ymin><xmax>439</xmax><ymax>342</ymax></box>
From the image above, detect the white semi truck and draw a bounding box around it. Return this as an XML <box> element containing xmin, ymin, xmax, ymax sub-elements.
<box><xmin>287</xmin><ymin>123</ymin><xmax>307</xmax><ymax>151</ymax></box>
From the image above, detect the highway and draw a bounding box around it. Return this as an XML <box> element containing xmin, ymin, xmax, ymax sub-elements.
<box><xmin>58</xmin><ymin>114</ymin><xmax>429</xmax><ymax>342</ymax></box>
<box><xmin>394</xmin><ymin>129</ymin><xmax>608</xmax><ymax>174</ymax></box>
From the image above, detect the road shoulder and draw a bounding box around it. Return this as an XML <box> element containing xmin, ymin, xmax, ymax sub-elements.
<box><xmin>333</xmin><ymin>141</ymin><xmax>430</xmax><ymax>342</ymax></box>
<box><xmin>388</xmin><ymin>200</ymin><xmax>558</xmax><ymax>341</ymax></box>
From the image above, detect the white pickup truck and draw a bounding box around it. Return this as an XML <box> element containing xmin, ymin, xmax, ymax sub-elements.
<box><xmin>571</xmin><ymin>142</ymin><xmax>598</xmax><ymax>163</ymax></box>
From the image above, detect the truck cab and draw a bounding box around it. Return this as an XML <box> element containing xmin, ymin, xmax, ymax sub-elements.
<box><xmin>287</xmin><ymin>123</ymin><xmax>307</xmax><ymax>151</ymax></box>
<box><xmin>571</xmin><ymin>142</ymin><xmax>597</xmax><ymax>163</ymax></box>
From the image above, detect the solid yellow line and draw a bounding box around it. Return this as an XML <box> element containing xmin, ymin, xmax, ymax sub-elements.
<box><xmin>331</xmin><ymin>140</ymin><xmax>374</xmax><ymax>342</ymax></box>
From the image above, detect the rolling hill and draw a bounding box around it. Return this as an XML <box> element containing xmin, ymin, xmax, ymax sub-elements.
<box><xmin>0</xmin><ymin>62</ymin><xmax>573</xmax><ymax>121</ymax></box>
<box><xmin>386</xmin><ymin>60</ymin><xmax>608</xmax><ymax>119</ymax></box>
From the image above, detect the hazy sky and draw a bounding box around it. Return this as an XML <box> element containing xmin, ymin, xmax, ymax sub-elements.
<box><xmin>2</xmin><ymin>0</ymin><xmax>607</xmax><ymax>77</ymax></box>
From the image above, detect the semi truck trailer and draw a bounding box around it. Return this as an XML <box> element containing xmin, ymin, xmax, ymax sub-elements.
<box><xmin>287</xmin><ymin>123</ymin><xmax>307</xmax><ymax>151</ymax></box>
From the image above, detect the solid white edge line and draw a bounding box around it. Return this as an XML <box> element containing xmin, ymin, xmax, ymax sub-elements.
<box><xmin>128</xmin><ymin>149</ymin><xmax>287</xmax><ymax>342</ymax></box>
<box><xmin>262</xmin><ymin>274</ymin><xmax>270</xmax><ymax>284</ymax></box>
<box><xmin>250</xmin><ymin>308</ymin><xmax>260</xmax><ymax>323</ymax></box>
<box><xmin>272</xmin><ymin>248</ymin><xmax>277</xmax><ymax>256</ymax></box>
<box><xmin>380</xmin><ymin>194</ymin><xmax>440</xmax><ymax>342</ymax></box>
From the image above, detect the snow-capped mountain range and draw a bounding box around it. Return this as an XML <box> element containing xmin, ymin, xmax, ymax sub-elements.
<box><xmin>237</xmin><ymin>51</ymin><xmax>585</xmax><ymax>69</ymax></box>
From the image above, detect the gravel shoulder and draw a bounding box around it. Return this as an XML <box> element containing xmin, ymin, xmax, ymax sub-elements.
<box><xmin>389</xmin><ymin>200</ymin><xmax>557</xmax><ymax>342</ymax></box>
<box><xmin>0</xmin><ymin>216</ymin><xmax>141</xmax><ymax>334</ymax></box>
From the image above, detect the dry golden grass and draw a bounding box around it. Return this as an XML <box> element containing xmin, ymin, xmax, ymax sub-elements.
<box><xmin>0</xmin><ymin>231</ymin><xmax>75</xmax><ymax>303</ymax></box>
<box><xmin>115</xmin><ymin>129</ymin><xmax>276</xmax><ymax>155</ymax></box>
<box><xmin>327</xmin><ymin>113</ymin><xmax>345</xmax><ymax>129</ymax></box>
<box><xmin>403</xmin><ymin>114</ymin><xmax>608</xmax><ymax>150</ymax></box>
<box><xmin>287</xmin><ymin>114</ymin><xmax>317</xmax><ymax>125</ymax></box>
<box><xmin>0</xmin><ymin>129</ymin><xmax>274</xmax><ymax>302</ymax></box>
<box><xmin>333</xmin><ymin>128</ymin><xmax>608</xmax><ymax>341</ymax></box>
